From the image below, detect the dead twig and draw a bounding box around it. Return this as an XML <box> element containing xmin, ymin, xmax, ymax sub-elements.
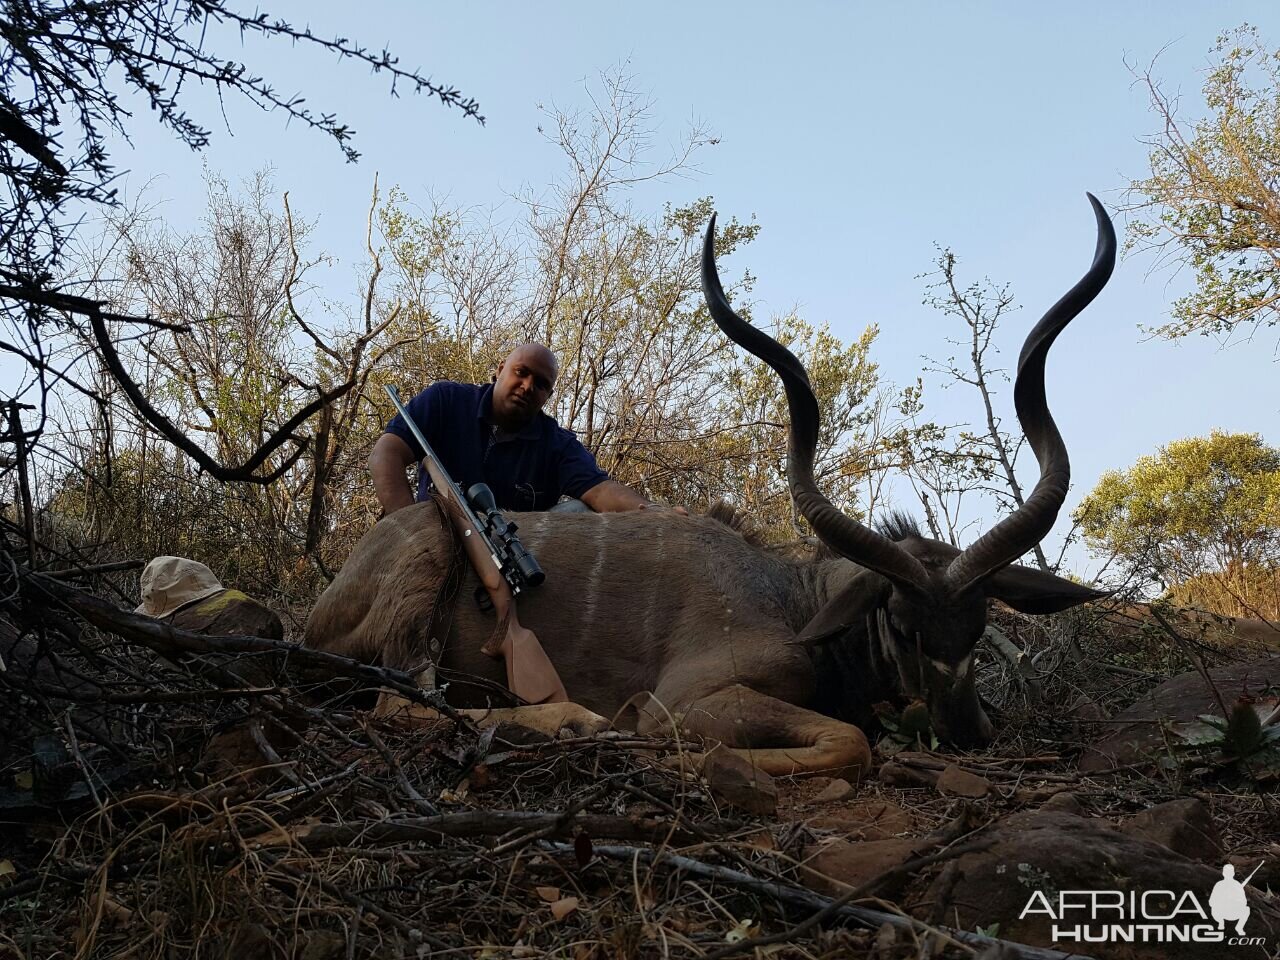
<box><xmin>564</xmin><ymin>842</ymin><xmax>1091</xmax><ymax>960</ymax></box>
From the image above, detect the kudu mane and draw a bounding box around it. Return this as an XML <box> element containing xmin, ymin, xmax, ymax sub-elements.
<box><xmin>703</xmin><ymin>501</ymin><xmax>767</xmax><ymax>547</ymax></box>
<box><xmin>874</xmin><ymin>511</ymin><xmax>923</xmax><ymax>543</ymax></box>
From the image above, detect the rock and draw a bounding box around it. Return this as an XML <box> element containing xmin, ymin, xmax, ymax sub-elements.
<box><xmin>813</xmin><ymin>777</ymin><xmax>857</xmax><ymax>802</ymax></box>
<box><xmin>877</xmin><ymin>760</ymin><xmax>938</xmax><ymax>789</ymax></box>
<box><xmin>1010</xmin><ymin>784</ymin><xmax>1059</xmax><ymax>805</ymax></box>
<box><xmin>809</xmin><ymin>799</ymin><xmax>914</xmax><ymax>841</ymax></box>
<box><xmin>802</xmin><ymin>836</ymin><xmax>924</xmax><ymax>896</ymax></box>
<box><xmin>915</xmin><ymin>809</ymin><xmax>1280</xmax><ymax>960</ymax></box>
<box><xmin>168</xmin><ymin>588</ymin><xmax>284</xmax><ymax>640</ymax></box>
<box><xmin>802</xmin><ymin>775</ymin><xmax>834</xmax><ymax>794</ymax></box>
<box><xmin>935</xmin><ymin>763</ymin><xmax>992</xmax><ymax>799</ymax></box>
<box><xmin>1081</xmin><ymin>654</ymin><xmax>1280</xmax><ymax>772</ymax></box>
<box><xmin>1040</xmin><ymin>791</ymin><xmax>1084</xmax><ymax>816</ymax></box>
<box><xmin>1120</xmin><ymin>798</ymin><xmax>1222</xmax><ymax>864</ymax></box>
<box><xmin>700</xmin><ymin>746</ymin><xmax>777</xmax><ymax>816</ymax></box>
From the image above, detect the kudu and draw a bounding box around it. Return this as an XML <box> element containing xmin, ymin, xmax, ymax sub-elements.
<box><xmin>305</xmin><ymin>196</ymin><xmax>1115</xmax><ymax>778</ymax></box>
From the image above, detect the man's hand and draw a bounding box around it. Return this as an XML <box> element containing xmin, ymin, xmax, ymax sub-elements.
<box><xmin>639</xmin><ymin>502</ymin><xmax>689</xmax><ymax>516</ymax></box>
<box><xmin>582</xmin><ymin>480</ymin><xmax>689</xmax><ymax>515</ymax></box>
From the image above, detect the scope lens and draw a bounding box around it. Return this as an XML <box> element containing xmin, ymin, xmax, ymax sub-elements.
<box><xmin>517</xmin><ymin>552</ymin><xmax>545</xmax><ymax>587</ymax></box>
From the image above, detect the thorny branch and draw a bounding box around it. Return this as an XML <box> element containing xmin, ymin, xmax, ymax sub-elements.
<box><xmin>2</xmin><ymin>0</ymin><xmax>480</xmax><ymax>504</ymax></box>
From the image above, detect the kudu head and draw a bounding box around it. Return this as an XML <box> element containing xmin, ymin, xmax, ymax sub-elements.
<box><xmin>701</xmin><ymin>196</ymin><xmax>1116</xmax><ymax>746</ymax></box>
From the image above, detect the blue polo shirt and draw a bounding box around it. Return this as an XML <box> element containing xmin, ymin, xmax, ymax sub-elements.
<box><xmin>385</xmin><ymin>381</ymin><xmax>609</xmax><ymax>511</ymax></box>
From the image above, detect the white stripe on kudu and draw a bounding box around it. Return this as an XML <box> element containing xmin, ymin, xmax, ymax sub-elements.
<box><xmin>581</xmin><ymin>518</ymin><xmax>609</xmax><ymax>637</ymax></box>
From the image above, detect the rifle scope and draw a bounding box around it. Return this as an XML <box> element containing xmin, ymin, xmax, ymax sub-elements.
<box><xmin>467</xmin><ymin>483</ymin><xmax>545</xmax><ymax>588</ymax></box>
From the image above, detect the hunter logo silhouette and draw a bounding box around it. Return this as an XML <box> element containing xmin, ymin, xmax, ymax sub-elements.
<box><xmin>1210</xmin><ymin>862</ymin><xmax>1262</xmax><ymax>937</ymax></box>
<box><xmin>1017</xmin><ymin>858</ymin><xmax>1269</xmax><ymax>946</ymax></box>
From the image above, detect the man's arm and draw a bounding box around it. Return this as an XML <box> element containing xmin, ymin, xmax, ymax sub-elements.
<box><xmin>554</xmin><ymin>426</ymin><xmax>687</xmax><ymax>515</ymax></box>
<box><xmin>580</xmin><ymin>479</ymin><xmax>647</xmax><ymax>513</ymax></box>
<box><xmin>370</xmin><ymin>433</ymin><xmax>418</xmax><ymax>514</ymax></box>
<box><xmin>580</xmin><ymin>479</ymin><xmax>687</xmax><ymax>515</ymax></box>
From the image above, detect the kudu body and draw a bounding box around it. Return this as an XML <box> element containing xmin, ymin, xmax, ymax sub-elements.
<box><xmin>305</xmin><ymin>197</ymin><xmax>1116</xmax><ymax>778</ymax></box>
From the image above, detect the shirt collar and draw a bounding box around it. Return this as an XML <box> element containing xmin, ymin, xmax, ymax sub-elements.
<box><xmin>477</xmin><ymin>382</ymin><xmax>544</xmax><ymax>440</ymax></box>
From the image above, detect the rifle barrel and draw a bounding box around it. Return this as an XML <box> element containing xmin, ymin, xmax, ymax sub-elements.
<box><xmin>384</xmin><ymin>385</ymin><xmax>500</xmax><ymax>572</ymax></box>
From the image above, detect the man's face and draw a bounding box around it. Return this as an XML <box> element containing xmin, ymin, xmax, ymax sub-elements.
<box><xmin>492</xmin><ymin>348</ymin><xmax>556</xmax><ymax>426</ymax></box>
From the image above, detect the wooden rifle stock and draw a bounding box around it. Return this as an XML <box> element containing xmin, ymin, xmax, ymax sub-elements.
<box><xmin>420</xmin><ymin>458</ymin><xmax>567</xmax><ymax>705</ymax></box>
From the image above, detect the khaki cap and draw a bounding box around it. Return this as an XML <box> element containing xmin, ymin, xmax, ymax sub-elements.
<box><xmin>135</xmin><ymin>556</ymin><xmax>225</xmax><ymax>618</ymax></box>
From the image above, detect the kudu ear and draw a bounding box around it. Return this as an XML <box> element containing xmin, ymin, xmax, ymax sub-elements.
<box><xmin>795</xmin><ymin>574</ymin><xmax>889</xmax><ymax>646</ymax></box>
<box><xmin>984</xmin><ymin>562</ymin><xmax>1108</xmax><ymax>614</ymax></box>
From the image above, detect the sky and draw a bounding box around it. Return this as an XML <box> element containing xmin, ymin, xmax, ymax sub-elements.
<box><xmin>78</xmin><ymin>2</ymin><xmax>1280</xmax><ymax>574</ymax></box>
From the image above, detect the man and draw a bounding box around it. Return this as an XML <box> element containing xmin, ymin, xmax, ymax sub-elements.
<box><xmin>135</xmin><ymin>556</ymin><xmax>283</xmax><ymax>640</ymax></box>
<box><xmin>371</xmin><ymin>343</ymin><xmax>678</xmax><ymax>515</ymax></box>
<box><xmin>1210</xmin><ymin>862</ymin><xmax>1255</xmax><ymax>937</ymax></box>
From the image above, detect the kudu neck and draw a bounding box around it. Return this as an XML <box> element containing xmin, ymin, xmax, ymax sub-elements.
<box><xmin>794</xmin><ymin>558</ymin><xmax>892</xmax><ymax>728</ymax></box>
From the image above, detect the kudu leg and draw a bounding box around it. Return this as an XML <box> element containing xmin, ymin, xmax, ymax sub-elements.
<box><xmin>373</xmin><ymin>694</ymin><xmax>611</xmax><ymax>739</ymax></box>
<box><xmin>636</xmin><ymin>684</ymin><xmax>872</xmax><ymax>782</ymax></box>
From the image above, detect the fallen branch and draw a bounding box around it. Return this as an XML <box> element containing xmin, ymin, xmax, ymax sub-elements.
<box><xmin>264</xmin><ymin>810</ymin><xmax>715</xmax><ymax>852</ymax></box>
<box><xmin>19</xmin><ymin>567</ymin><xmax>459</xmax><ymax>719</ymax></box>
<box><xmin>39</xmin><ymin>559</ymin><xmax>145</xmax><ymax>579</ymax></box>
<box><xmin>983</xmin><ymin>625</ymin><xmax>1043</xmax><ymax>701</ymax></box>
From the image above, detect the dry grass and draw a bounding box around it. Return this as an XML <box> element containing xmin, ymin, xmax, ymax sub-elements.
<box><xmin>2</xmin><ymin>562</ymin><xmax>1277</xmax><ymax>959</ymax></box>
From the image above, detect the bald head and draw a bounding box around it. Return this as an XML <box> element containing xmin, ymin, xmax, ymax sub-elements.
<box><xmin>491</xmin><ymin>342</ymin><xmax>558</xmax><ymax>430</ymax></box>
<box><xmin>506</xmin><ymin>343</ymin><xmax>558</xmax><ymax>378</ymax></box>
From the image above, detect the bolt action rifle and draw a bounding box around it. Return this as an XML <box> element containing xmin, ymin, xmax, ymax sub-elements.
<box><xmin>385</xmin><ymin>385</ymin><xmax>567</xmax><ymax>705</ymax></box>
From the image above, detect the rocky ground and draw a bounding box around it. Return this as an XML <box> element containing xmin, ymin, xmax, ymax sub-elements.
<box><xmin>1</xmin><ymin>567</ymin><xmax>1278</xmax><ymax>959</ymax></box>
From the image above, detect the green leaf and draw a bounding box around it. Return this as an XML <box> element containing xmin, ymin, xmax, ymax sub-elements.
<box><xmin>1195</xmin><ymin>714</ymin><xmax>1230</xmax><ymax>730</ymax></box>
<box><xmin>1171</xmin><ymin>720</ymin><xmax>1227</xmax><ymax>746</ymax></box>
